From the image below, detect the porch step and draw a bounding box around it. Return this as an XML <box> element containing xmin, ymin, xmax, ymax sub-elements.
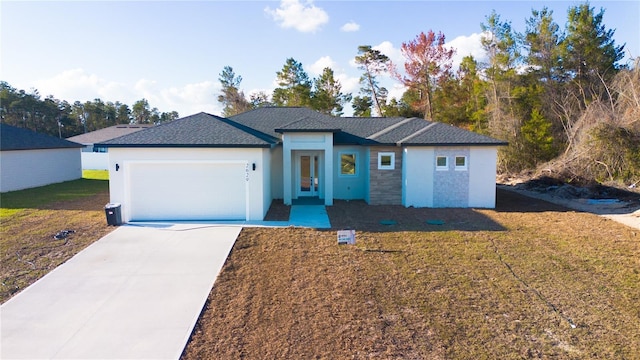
<box><xmin>292</xmin><ymin>197</ymin><xmax>325</xmax><ymax>205</ymax></box>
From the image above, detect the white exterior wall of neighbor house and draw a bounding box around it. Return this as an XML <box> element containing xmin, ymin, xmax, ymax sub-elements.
<box><xmin>402</xmin><ymin>146</ymin><xmax>498</xmax><ymax>208</ymax></box>
<box><xmin>333</xmin><ymin>145</ymin><xmax>367</xmax><ymax>200</ymax></box>
<box><xmin>81</xmin><ymin>152</ymin><xmax>109</xmax><ymax>170</ymax></box>
<box><xmin>107</xmin><ymin>147</ymin><xmax>269</xmax><ymax>222</ymax></box>
<box><xmin>0</xmin><ymin>148</ymin><xmax>81</xmax><ymax>192</ymax></box>
<box><xmin>468</xmin><ymin>146</ymin><xmax>498</xmax><ymax>208</ymax></box>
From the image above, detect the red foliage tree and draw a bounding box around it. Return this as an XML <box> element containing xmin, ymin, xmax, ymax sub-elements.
<box><xmin>392</xmin><ymin>31</ymin><xmax>455</xmax><ymax>120</ymax></box>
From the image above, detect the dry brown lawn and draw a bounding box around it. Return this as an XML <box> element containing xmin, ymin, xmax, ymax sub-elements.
<box><xmin>2</xmin><ymin>182</ymin><xmax>638</xmax><ymax>358</ymax></box>
<box><xmin>182</xmin><ymin>190</ymin><xmax>640</xmax><ymax>359</ymax></box>
<box><xmin>1</xmin><ymin>181</ymin><xmax>113</xmax><ymax>303</ymax></box>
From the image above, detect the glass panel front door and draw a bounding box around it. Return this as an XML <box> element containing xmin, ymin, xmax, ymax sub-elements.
<box><xmin>300</xmin><ymin>155</ymin><xmax>311</xmax><ymax>192</ymax></box>
<box><xmin>298</xmin><ymin>153</ymin><xmax>319</xmax><ymax>197</ymax></box>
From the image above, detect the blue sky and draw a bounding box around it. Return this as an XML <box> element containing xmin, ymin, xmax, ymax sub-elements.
<box><xmin>2</xmin><ymin>0</ymin><xmax>638</xmax><ymax>117</ymax></box>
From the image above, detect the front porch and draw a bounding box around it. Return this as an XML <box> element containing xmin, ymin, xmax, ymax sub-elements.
<box><xmin>280</xmin><ymin>130</ymin><xmax>336</xmax><ymax>206</ymax></box>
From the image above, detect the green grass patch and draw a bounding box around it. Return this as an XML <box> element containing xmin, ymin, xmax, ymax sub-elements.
<box><xmin>82</xmin><ymin>170</ymin><xmax>109</xmax><ymax>180</ymax></box>
<box><xmin>0</xmin><ymin>178</ymin><xmax>108</xmax><ymax>218</ymax></box>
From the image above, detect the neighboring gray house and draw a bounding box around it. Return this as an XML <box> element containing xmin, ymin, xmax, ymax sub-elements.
<box><xmin>98</xmin><ymin>107</ymin><xmax>507</xmax><ymax>222</ymax></box>
<box><xmin>1</xmin><ymin>123</ymin><xmax>82</xmax><ymax>192</ymax></box>
<box><xmin>67</xmin><ymin>124</ymin><xmax>153</xmax><ymax>170</ymax></box>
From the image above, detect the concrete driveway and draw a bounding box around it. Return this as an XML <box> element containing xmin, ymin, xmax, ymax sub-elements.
<box><xmin>1</xmin><ymin>224</ymin><xmax>240</xmax><ymax>360</ymax></box>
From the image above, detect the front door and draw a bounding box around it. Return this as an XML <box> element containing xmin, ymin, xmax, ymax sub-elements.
<box><xmin>298</xmin><ymin>153</ymin><xmax>319</xmax><ymax>197</ymax></box>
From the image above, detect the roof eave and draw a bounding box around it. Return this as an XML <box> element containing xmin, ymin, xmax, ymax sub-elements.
<box><xmin>274</xmin><ymin>128</ymin><xmax>341</xmax><ymax>134</ymax></box>
<box><xmin>399</xmin><ymin>142</ymin><xmax>509</xmax><ymax>147</ymax></box>
<box><xmin>95</xmin><ymin>143</ymin><xmax>273</xmax><ymax>149</ymax></box>
<box><xmin>1</xmin><ymin>146</ymin><xmax>83</xmax><ymax>151</ymax></box>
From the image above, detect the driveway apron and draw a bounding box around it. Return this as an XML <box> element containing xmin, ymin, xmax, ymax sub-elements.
<box><xmin>1</xmin><ymin>224</ymin><xmax>240</xmax><ymax>360</ymax></box>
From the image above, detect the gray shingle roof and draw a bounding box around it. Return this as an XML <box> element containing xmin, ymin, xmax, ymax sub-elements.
<box><xmin>229</xmin><ymin>107</ymin><xmax>336</xmax><ymax>137</ymax></box>
<box><xmin>97</xmin><ymin>107</ymin><xmax>507</xmax><ymax>148</ymax></box>
<box><xmin>333</xmin><ymin>117</ymin><xmax>408</xmax><ymax>140</ymax></box>
<box><xmin>1</xmin><ymin>123</ymin><xmax>82</xmax><ymax>151</ymax></box>
<box><xmin>366</xmin><ymin>118</ymin><xmax>432</xmax><ymax>144</ymax></box>
<box><xmin>401</xmin><ymin>122</ymin><xmax>508</xmax><ymax>146</ymax></box>
<box><xmin>67</xmin><ymin>124</ymin><xmax>153</xmax><ymax>145</ymax></box>
<box><xmin>274</xmin><ymin>117</ymin><xmax>340</xmax><ymax>133</ymax></box>
<box><xmin>98</xmin><ymin>112</ymin><xmax>275</xmax><ymax>148</ymax></box>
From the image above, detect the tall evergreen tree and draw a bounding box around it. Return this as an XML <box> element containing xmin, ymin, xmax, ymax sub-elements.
<box><xmin>311</xmin><ymin>67</ymin><xmax>352</xmax><ymax>116</ymax></box>
<box><xmin>132</xmin><ymin>99</ymin><xmax>152</xmax><ymax>124</ymax></box>
<box><xmin>272</xmin><ymin>58</ymin><xmax>312</xmax><ymax>107</ymax></box>
<box><xmin>525</xmin><ymin>7</ymin><xmax>562</xmax><ymax>82</ymax></box>
<box><xmin>352</xmin><ymin>96</ymin><xmax>373</xmax><ymax>117</ymax></box>
<box><xmin>218</xmin><ymin>66</ymin><xmax>252</xmax><ymax>116</ymax></box>
<box><xmin>560</xmin><ymin>3</ymin><xmax>625</xmax><ymax>107</ymax></box>
<box><xmin>481</xmin><ymin>11</ymin><xmax>522</xmax><ymax>140</ymax></box>
<box><xmin>354</xmin><ymin>45</ymin><xmax>390</xmax><ymax>116</ymax></box>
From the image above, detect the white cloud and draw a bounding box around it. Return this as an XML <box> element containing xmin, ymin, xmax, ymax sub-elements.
<box><xmin>387</xmin><ymin>83</ymin><xmax>407</xmax><ymax>101</ymax></box>
<box><xmin>347</xmin><ymin>41</ymin><xmax>402</xmax><ymax>70</ymax></box>
<box><xmin>161</xmin><ymin>81</ymin><xmax>219</xmax><ymax>117</ymax></box>
<box><xmin>340</xmin><ymin>21</ymin><xmax>360</xmax><ymax>32</ymax></box>
<box><xmin>308</xmin><ymin>56</ymin><xmax>358</xmax><ymax>94</ymax></box>
<box><xmin>309</xmin><ymin>56</ymin><xmax>337</xmax><ymax>75</ymax></box>
<box><xmin>31</xmin><ymin>68</ymin><xmax>220</xmax><ymax>117</ymax></box>
<box><xmin>372</xmin><ymin>41</ymin><xmax>404</xmax><ymax>69</ymax></box>
<box><xmin>265</xmin><ymin>0</ymin><xmax>329</xmax><ymax>33</ymax></box>
<box><xmin>336</xmin><ymin>73</ymin><xmax>360</xmax><ymax>94</ymax></box>
<box><xmin>33</xmin><ymin>68</ymin><xmax>133</xmax><ymax>104</ymax></box>
<box><xmin>446</xmin><ymin>32</ymin><xmax>489</xmax><ymax>69</ymax></box>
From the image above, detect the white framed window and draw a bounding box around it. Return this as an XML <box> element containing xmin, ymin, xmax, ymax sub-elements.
<box><xmin>455</xmin><ymin>156</ymin><xmax>467</xmax><ymax>171</ymax></box>
<box><xmin>436</xmin><ymin>156</ymin><xmax>448</xmax><ymax>171</ymax></box>
<box><xmin>339</xmin><ymin>152</ymin><xmax>357</xmax><ymax>176</ymax></box>
<box><xmin>378</xmin><ymin>152</ymin><xmax>395</xmax><ymax>170</ymax></box>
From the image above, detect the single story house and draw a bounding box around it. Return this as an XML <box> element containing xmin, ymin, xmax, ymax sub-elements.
<box><xmin>67</xmin><ymin>124</ymin><xmax>153</xmax><ymax>170</ymax></box>
<box><xmin>1</xmin><ymin>123</ymin><xmax>83</xmax><ymax>192</ymax></box>
<box><xmin>98</xmin><ymin>107</ymin><xmax>507</xmax><ymax>222</ymax></box>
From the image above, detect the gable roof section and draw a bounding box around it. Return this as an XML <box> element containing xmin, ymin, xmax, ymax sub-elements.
<box><xmin>67</xmin><ymin>124</ymin><xmax>153</xmax><ymax>145</ymax></box>
<box><xmin>274</xmin><ymin>117</ymin><xmax>340</xmax><ymax>133</ymax></box>
<box><xmin>98</xmin><ymin>112</ymin><xmax>276</xmax><ymax>148</ymax></box>
<box><xmin>230</xmin><ymin>107</ymin><xmax>338</xmax><ymax>137</ymax></box>
<box><xmin>335</xmin><ymin>117</ymin><xmax>407</xmax><ymax>144</ymax></box>
<box><xmin>1</xmin><ymin>123</ymin><xmax>82</xmax><ymax>151</ymax></box>
<box><xmin>400</xmin><ymin>122</ymin><xmax>508</xmax><ymax>146</ymax></box>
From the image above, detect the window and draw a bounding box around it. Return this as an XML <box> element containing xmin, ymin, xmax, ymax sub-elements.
<box><xmin>436</xmin><ymin>156</ymin><xmax>448</xmax><ymax>170</ymax></box>
<box><xmin>455</xmin><ymin>156</ymin><xmax>467</xmax><ymax>170</ymax></box>
<box><xmin>340</xmin><ymin>153</ymin><xmax>357</xmax><ymax>176</ymax></box>
<box><xmin>378</xmin><ymin>152</ymin><xmax>395</xmax><ymax>170</ymax></box>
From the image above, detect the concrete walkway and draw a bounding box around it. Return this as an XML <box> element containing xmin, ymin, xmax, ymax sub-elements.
<box><xmin>127</xmin><ymin>205</ymin><xmax>333</xmax><ymax>229</ymax></box>
<box><xmin>289</xmin><ymin>205</ymin><xmax>331</xmax><ymax>228</ymax></box>
<box><xmin>1</xmin><ymin>224</ymin><xmax>240</xmax><ymax>360</ymax></box>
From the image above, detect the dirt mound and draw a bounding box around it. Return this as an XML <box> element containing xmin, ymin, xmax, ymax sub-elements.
<box><xmin>498</xmin><ymin>174</ymin><xmax>640</xmax><ymax>227</ymax></box>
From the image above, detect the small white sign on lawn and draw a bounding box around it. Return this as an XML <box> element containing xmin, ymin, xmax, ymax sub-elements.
<box><xmin>337</xmin><ymin>229</ymin><xmax>356</xmax><ymax>245</ymax></box>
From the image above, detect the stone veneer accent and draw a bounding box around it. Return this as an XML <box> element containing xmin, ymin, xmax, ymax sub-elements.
<box><xmin>368</xmin><ymin>147</ymin><xmax>402</xmax><ymax>205</ymax></box>
<box><xmin>433</xmin><ymin>148</ymin><xmax>470</xmax><ymax>207</ymax></box>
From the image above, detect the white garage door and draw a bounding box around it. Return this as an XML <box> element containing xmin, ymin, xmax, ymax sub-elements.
<box><xmin>128</xmin><ymin>162</ymin><xmax>247</xmax><ymax>221</ymax></box>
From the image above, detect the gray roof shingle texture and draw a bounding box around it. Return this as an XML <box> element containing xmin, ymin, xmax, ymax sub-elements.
<box><xmin>402</xmin><ymin>122</ymin><xmax>508</xmax><ymax>145</ymax></box>
<box><xmin>98</xmin><ymin>107</ymin><xmax>507</xmax><ymax>148</ymax></box>
<box><xmin>99</xmin><ymin>113</ymin><xmax>275</xmax><ymax>148</ymax></box>
<box><xmin>1</xmin><ymin>123</ymin><xmax>82</xmax><ymax>151</ymax></box>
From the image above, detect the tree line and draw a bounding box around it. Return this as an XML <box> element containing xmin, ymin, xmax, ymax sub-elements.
<box><xmin>219</xmin><ymin>3</ymin><xmax>639</xmax><ymax>185</ymax></box>
<box><xmin>0</xmin><ymin>82</ymin><xmax>179</xmax><ymax>138</ymax></box>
